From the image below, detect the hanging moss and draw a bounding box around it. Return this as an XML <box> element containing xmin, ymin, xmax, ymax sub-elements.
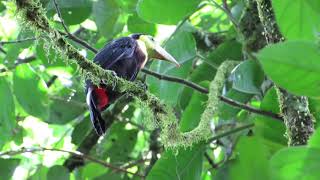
<box><xmin>14</xmin><ymin>0</ymin><xmax>239</xmax><ymax>149</ymax></box>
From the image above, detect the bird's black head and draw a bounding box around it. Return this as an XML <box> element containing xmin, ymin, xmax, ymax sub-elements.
<box><xmin>129</xmin><ymin>33</ymin><xmax>180</xmax><ymax>67</ymax></box>
<box><xmin>130</xmin><ymin>33</ymin><xmax>144</xmax><ymax>40</ymax></box>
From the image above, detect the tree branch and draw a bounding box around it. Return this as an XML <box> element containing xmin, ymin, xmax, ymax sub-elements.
<box><xmin>0</xmin><ymin>37</ymin><xmax>37</xmax><ymax>45</ymax></box>
<box><xmin>0</xmin><ymin>147</ymin><xmax>144</xmax><ymax>178</ymax></box>
<box><xmin>208</xmin><ymin>123</ymin><xmax>254</xmax><ymax>142</ymax></box>
<box><xmin>142</xmin><ymin>68</ymin><xmax>283</xmax><ymax>121</ymax></box>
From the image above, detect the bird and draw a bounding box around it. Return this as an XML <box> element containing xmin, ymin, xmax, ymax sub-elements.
<box><xmin>86</xmin><ymin>34</ymin><xmax>180</xmax><ymax>136</ymax></box>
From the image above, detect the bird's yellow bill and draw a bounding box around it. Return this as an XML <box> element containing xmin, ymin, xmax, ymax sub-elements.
<box><xmin>153</xmin><ymin>44</ymin><xmax>180</xmax><ymax>67</ymax></box>
<box><xmin>139</xmin><ymin>35</ymin><xmax>180</xmax><ymax>67</ymax></box>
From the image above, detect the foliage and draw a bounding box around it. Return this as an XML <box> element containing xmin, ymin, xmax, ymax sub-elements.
<box><xmin>0</xmin><ymin>0</ymin><xmax>319</xmax><ymax>179</ymax></box>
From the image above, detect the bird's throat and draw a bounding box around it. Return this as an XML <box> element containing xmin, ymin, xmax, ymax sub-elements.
<box><xmin>136</xmin><ymin>39</ymin><xmax>148</xmax><ymax>68</ymax></box>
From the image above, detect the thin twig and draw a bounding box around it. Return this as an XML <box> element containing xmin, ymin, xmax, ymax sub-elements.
<box><xmin>204</xmin><ymin>152</ymin><xmax>218</xmax><ymax>169</ymax></box>
<box><xmin>142</xmin><ymin>68</ymin><xmax>209</xmax><ymax>94</ymax></box>
<box><xmin>52</xmin><ymin>0</ymin><xmax>98</xmax><ymax>53</ymax></box>
<box><xmin>0</xmin><ymin>147</ymin><xmax>144</xmax><ymax>178</ymax></box>
<box><xmin>0</xmin><ymin>37</ymin><xmax>37</xmax><ymax>45</ymax></box>
<box><xmin>209</xmin><ymin>0</ymin><xmax>239</xmax><ymax>28</ymax></box>
<box><xmin>219</xmin><ymin>96</ymin><xmax>283</xmax><ymax>121</ymax></box>
<box><xmin>208</xmin><ymin>123</ymin><xmax>254</xmax><ymax>142</ymax></box>
<box><xmin>46</xmin><ymin>75</ymin><xmax>58</xmax><ymax>87</ymax></box>
<box><xmin>222</xmin><ymin>0</ymin><xmax>231</xmax><ymax>15</ymax></box>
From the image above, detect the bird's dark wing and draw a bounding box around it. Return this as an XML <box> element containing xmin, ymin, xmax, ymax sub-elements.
<box><xmin>94</xmin><ymin>37</ymin><xmax>137</xmax><ymax>69</ymax></box>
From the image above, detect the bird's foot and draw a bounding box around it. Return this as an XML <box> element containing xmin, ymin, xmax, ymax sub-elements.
<box><xmin>136</xmin><ymin>80</ymin><xmax>148</xmax><ymax>91</ymax></box>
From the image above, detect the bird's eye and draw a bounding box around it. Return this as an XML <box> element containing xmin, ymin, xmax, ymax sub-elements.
<box><xmin>149</xmin><ymin>36</ymin><xmax>154</xmax><ymax>41</ymax></box>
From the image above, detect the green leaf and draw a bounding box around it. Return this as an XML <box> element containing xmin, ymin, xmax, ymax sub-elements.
<box><xmin>92</xmin><ymin>0</ymin><xmax>123</xmax><ymax>39</ymax></box>
<box><xmin>13</xmin><ymin>64</ymin><xmax>49</xmax><ymax>119</ymax></box>
<box><xmin>230</xmin><ymin>137</ymin><xmax>269</xmax><ymax>180</ymax></box>
<box><xmin>29</xmin><ymin>166</ymin><xmax>49</xmax><ymax>180</ymax></box>
<box><xmin>270</xmin><ymin>147</ymin><xmax>320</xmax><ymax>180</ymax></box>
<box><xmin>0</xmin><ymin>158</ymin><xmax>20</xmax><ymax>180</ymax></box>
<box><xmin>230</xmin><ymin>60</ymin><xmax>264</xmax><ymax>95</ymax></box>
<box><xmin>308</xmin><ymin>127</ymin><xmax>320</xmax><ymax>149</ymax></box>
<box><xmin>309</xmin><ymin>98</ymin><xmax>320</xmax><ymax>127</ymax></box>
<box><xmin>179</xmin><ymin>82</ymin><xmax>208</xmax><ymax>132</ymax></box>
<box><xmin>0</xmin><ymin>1</ymin><xmax>6</xmax><ymax>12</ymax></box>
<box><xmin>147</xmin><ymin>145</ymin><xmax>205</xmax><ymax>180</ymax></box>
<box><xmin>147</xmin><ymin>31</ymin><xmax>196</xmax><ymax>105</ymax></box>
<box><xmin>96</xmin><ymin>122</ymin><xmax>138</xmax><ymax>164</ymax></box>
<box><xmin>47</xmin><ymin>0</ymin><xmax>92</xmax><ymax>25</ymax></box>
<box><xmin>179</xmin><ymin>40</ymin><xmax>242</xmax><ymax>109</ymax></box>
<box><xmin>36</xmin><ymin>41</ymin><xmax>67</xmax><ymax>68</ymax></box>
<box><xmin>47</xmin><ymin>89</ymin><xmax>86</xmax><ymax>124</ymax></box>
<box><xmin>47</xmin><ymin>165</ymin><xmax>70</xmax><ymax>180</ymax></box>
<box><xmin>217</xmin><ymin>89</ymin><xmax>253</xmax><ymax>120</ymax></box>
<box><xmin>272</xmin><ymin>0</ymin><xmax>320</xmax><ymax>40</ymax></box>
<box><xmin>255</xmin><ymin>87</ymin><xmax>286</xmax><ymax>154</ymax></box>
<box><xmin>0</xmin><ymin>77</ymin><xmax>16</xmax><ymax>136</ymax></box>
<box><xmin>257</xmin><ymin>40</ymin><xmax>320</xmax><ymax>98</ymax></box>
<box><xmin>71</xmin><ymin>117</ymin><xmax>92</xmax><ymax>145</ymax></box>
<box><xmin>127</xmin><ymin>14</ymin><xmax>156</xmax><ymax>36</ymax></box>
<box><xmin>137</xmin><ymin>0</ymin><xmax>200</xmax><ymax>24</ymax></box>
<box><xmin>116</xmin><ymin>0</ymin><xmax>138</xmax><ymax>13</ymax></box>
<box><xmin>79</xmin><ymin>163</ymin><xmax>108</xmax><ymax>179</ymax></box>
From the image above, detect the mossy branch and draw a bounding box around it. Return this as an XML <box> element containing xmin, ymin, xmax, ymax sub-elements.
<box><xmin>255</xmin><ymin>0</ymin><xmax>314</xmax><ymax>146</ymax></box>
<box><xmin>15</xmin><ymin>0</ymin><xmax>239</xmax><ymax>148</ymax></box>
<box><xmin>161</xmin><ymin>61</ymin><xmax>239</xmax><ymax>148</ymax></box>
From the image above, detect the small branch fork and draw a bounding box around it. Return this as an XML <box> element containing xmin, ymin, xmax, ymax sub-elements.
<box><xmin>0</xmin><ymin>147</ymin><xmax>145</xmax><ymax>178</ymax></box>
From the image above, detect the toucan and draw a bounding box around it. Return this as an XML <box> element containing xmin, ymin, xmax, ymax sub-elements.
<box><xmin>86</xmin><ymin>34</ymin><xmax>180</xmax><ymax>136</ymax></box>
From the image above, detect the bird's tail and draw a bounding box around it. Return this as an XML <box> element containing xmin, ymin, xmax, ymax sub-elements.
<box><xmin>86</xmin><ymin>87</ymin><xmax>107</xmax><ymax>136</ymax></box>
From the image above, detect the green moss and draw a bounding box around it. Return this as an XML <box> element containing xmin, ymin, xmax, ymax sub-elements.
<box><xmin>15</xmin><ymin>0</ymin><xmax>239</xmax><ymax>150</ymax></box>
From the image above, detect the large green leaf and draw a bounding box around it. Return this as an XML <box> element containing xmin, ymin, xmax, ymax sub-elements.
<box><xmin>96</xmin><ymin>122</ymin><xmax>138</xmax><ymax>164</ymax></box>
<box><xmin>255</xmin><ymin>87</ymin><xmax>286</xmax><ymax>154</ymax></box>
<box><xmin>230</xmin><ymin>60</ymin><xmax>264</xmax><ymax>95</ymax></box>
<box><xmin>229</xmin><ymin>137</ymin><xmax>270</xmax><ymax>180</ymax></box>
<box><xmin>79</xmin><ymin>163</ymin><xmax>108</xmax><ymax>179</ymax></box>
<box><xmin>47</xmin><ymin>89</ymin><xmax>86</xmax><ymax>124</ymax></box>
<box><xmin>147</xmin><ymin>31</ymin><xmax>196</xmax><ymax>105</ymax></box>
<box><xmin>92</xmin><ymin>0</ymin><xmax>123</xmax><ymax>39</ymax></box>
<box><xmin>0</xmin><ymin>77</ymin><xmax>16</xmax><ymax>138</ymax></box>
<box><xmin>270</xmin><ymin>147</ymin><xmax>320</xmax><ymax>180</ymax></box>
<box><xmin>272</xmin><ymin>0</ymin><xmax>320</xmax><ymax>40</ymax></box>
<box><xmin>47</xmin><ymin>0</ymin><xmax>92</xmax><ymax>25</ymax></box>
<box><xmin>127</xmin><ymin>14</ymin><xmax>156</xmax><ymax>36</ymax></box>
<box><xmin>179</xmin><ymin>82</ymin><xmax>208</xmax><ymax>132</ymax></box>
<box><xmin>47</xmin><ymin>165</ymin><xmax>70</xmax><ymax>180</ymax></box>
<box><xmin>217</xmin><ymin>89</ymin><xmax>253</xmax><ymax>120</ymax></box>
<box><xmin>137</xmin><ymin>0</ymin><xmax>200</xmax><ymax>24</ymax></box>
<box><xmin>13</xmin><ymin>64</ymin><xmax>49</xmax><ymax>119</ymax></box>
<box><xmin>71</xmin><ymin>116</ymin><xmax>92</xmax><ymax>146</ymax></box>
<box><xmin>257</xmin><ymin>41</ymin><xmax>320</xmax><ymax>98</ymax></box>
<box><xmin>308</xmin><ymin>127</ymin><xmax>320</xmax><ymax>149</ymax></box>
<box><xmin>0</xmin><ymin>158</ymin><xmax>20</xmax><ymax>180</ymax></box>
<box><xmin>147</xmin><ymin>146</ymin><xmax>205</xmax><ymax>180</ymax></box>
<box><xmin>309</xmin><ymin>98</ymin><xmax>320</xmax><ymax>127</ymax></box>
<box><xmin>179</xmin><ymin>40</ymin><xmax>242</xmax><ymax>109</ymax></box>
<box><xmin>29</xmin><ymin>166</ymin><xmax>49</xmax><ymax>180</ymax></box>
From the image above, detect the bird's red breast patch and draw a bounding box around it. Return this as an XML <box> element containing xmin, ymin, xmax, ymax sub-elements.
<box><xmin>94</xmin><ymin>87</ymin><xmax>109</xmax><ymax>110</ymax></box>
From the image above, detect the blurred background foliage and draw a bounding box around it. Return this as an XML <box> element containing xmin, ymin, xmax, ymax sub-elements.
<box><xmin>0</xmin><ymin>0</ymin><xmax>320</xmax><ymax>179</ymax></box>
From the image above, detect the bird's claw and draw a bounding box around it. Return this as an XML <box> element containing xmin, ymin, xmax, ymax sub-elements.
<box><xmin>137</xmin><ymin>81</ymin><xmax>148</xmax><ymax>91</ymax></box>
